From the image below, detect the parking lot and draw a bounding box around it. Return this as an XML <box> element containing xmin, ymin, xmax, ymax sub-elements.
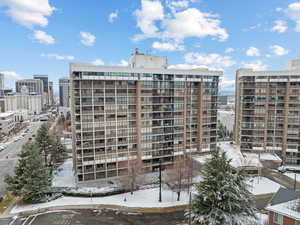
<box><xmin>11</xmin><ymin>209</ymin><xmax>186</xmax><ymax>225</ymax></box>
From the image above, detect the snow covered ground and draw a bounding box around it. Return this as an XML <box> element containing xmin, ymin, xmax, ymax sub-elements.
<box><xmin>52</xmin><ymin>158</ymin><xmax>76</xmax><ymax>188</ymax></box>
<box><xmin>11</xmin><ymin>187</ymin><xmax>189</xmax><ymax>214</ymax></box>
<box><xmin>285</xmin><ymin>172</ymin><xmax>300</xmax><ymax>182</ymax></box>
<box><xmin>247</xmin><ymin>176</ymin><xmax>281</xmax><ymax>195</ymax></box>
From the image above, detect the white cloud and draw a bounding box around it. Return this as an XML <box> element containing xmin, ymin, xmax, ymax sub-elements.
<box><xmin>271</xmin><ymin>20</ymin><xmax>288</xmax><ymax>33</ymax></box>
<box><xmin>41</xmin><ymin>53</ymin><xmax>75</xmax><ymax>60</ymax></box>
<box><xmin>133</xmin><ymin>0</ymin><xmax>164</xmax><ymax>40</ymax></box>
<box><xmin>241</xmin><ymin>60</ymin><xmax>267</xmax><ymax>71</ymax></box>
<box><xmin>0</xmin><ymin>71</ymin><xmax>23</xmax><ymax>80</ymax></box>
<box><xmin>91</xmin><ymin>59</ymin><xmax>104</xmax><ymax>66</ymax></box>
<box><xmin>161</xmin><ymin>8</ymin><xmax>228</xmax><ymax>42</ymax></box>
<box><xmin>285</xmin><ymin>2</ymin><xmax>300</xmax><ymax>31</ymax></box>
<box><xmin>167</xmin><ymin>0</ymin><xmax>189</xmax><ymax>12</ymax></box>
<box><xmin>0</xmin><ymin>0</ymin><xmax>55</xmax><ymax>28</ymax></box>
<box><xmin>246</xmin><ymin>47</ymin><xmax>260</xmax><ymax>57</ymax></box>
<box><xmin>270</xmin><ymin>45</ymin><xmax>289</xmax><ymax>56</ymax></box>
<box><xmin>225</xmin><ymin>48</ymin><xmax>235</xmax><ymax>53</ymax></box>
<box><xmin>80</xmin><ymin>31</ymin><xmax>96</xmax><ymax>46</ymax></box>
<box><xmin>133</xmin><ymin>1</ymin><xmax>228</xmax><ymax>42</ymax></box>
<box><xmin>33</xmin><ymin>30</ymin><xmax>55</xmax><ymax>44</ymax></box>
<box><xmin>152</xmin><ymin>41</ymin><xmax>184</xmax><ymax>51</ymax></box>
<box><xmin>276</xmin><ymin>7</ymin><xmax>283</xmax><ymax>12</ymax></box>
<box><xmin>184</xmin><ymin>52</ymin><xmax>236</xmax><ymax>69</ymax></box>
<box><xmin>118</xmin><ymin>60</ymin><xmax>129</xmax><ymax>67</ymax></box>
<box><xmin>220</xmin><ymin>78</ymin><xmax>235</xmax><ymax>92</ymax></box>
<box><xmin>108</xmin><ymin>10</ymin><xmax>118</xmax><ymax>23</ymax></box>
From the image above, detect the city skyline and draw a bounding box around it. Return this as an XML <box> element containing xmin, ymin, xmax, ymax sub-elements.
<box><xmin>0</xmin><ymin>0</ymin><xmax>300</xmax><ymax>93</ymax></box>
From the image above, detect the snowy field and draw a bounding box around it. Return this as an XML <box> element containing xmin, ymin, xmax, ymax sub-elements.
<box><xmin>247</xmin><ymin>177</ymin><xmax>281</xmax><ymax>195</ymax></box>
<box><xmin>52</xmin><ymin>158</ymin><xmax>76</xmax><ymax>188</ymax></box>
<box><xmin>285</xmin><ymin>172</ymin><xmax>300</xmax><ymax>182</ymax></box>
<box><xmin>11</xmin><ymin>187</ymin><xmax>189</xmax><ymax>214</ymax></box>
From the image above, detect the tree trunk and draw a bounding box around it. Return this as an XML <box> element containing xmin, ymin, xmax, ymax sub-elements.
<box><xmin>177</xmin><ymin>191</ymin><xmax>180</xmax><ymax>201</ymax></box>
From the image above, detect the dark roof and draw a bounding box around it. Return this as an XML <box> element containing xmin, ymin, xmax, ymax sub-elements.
<box><xmin>269</xmin><ymin>187</ymin><xmax>300</xmax><ymax>206</ymax></box>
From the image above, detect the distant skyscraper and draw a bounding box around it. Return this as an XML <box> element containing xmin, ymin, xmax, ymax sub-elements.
<box><xmin>49</xmin><ymin>81</ymin><xmax>54</xmax><ymax>105</ymax></box>
<box><xmin>33</xmin><ymin>75</ymin><xmax>48</xmax><ymax>92</ymax></box>
<box><xmin>16</xmin><ymin>79</ymin><xmax>44</xmax><ymax>94</ymax></box>
<box><xmin>59</xmin><ymin>77</ymin><xmax>70</xmax><ymax>107</ymax></box>
<box><xmin>0</xmin><ymin>73</ymin><xmax>4</xmax><ymax>96</ymax></box>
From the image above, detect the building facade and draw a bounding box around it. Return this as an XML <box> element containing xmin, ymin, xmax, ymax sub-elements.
<box><xmin>34</xmin><ymin>74</ymin><xmax>49</xmax><ymax>106</ymax></box>
<box><xmin>0</xmin><ymin>111</ymin><xmax>15</xmax><ymax>135</ymax></box>
<box><xmin>49</xmin><ymin>81</ymin><xmax>54</xmax><ymax>105</ymax></box>
<box><xmin>4</xmin><ymin>94</ymin><xmax>42</xmax><ymax>115</ymax></box>
<box><xmin>234</xmin><ymin>60</ymin><xmax>300</xmax><ymax>164</ymax></box>
<box><xmin>16</xmin><ymin>79</ymin><xmax>44</xmax><ymax>94</ymax></box>
<box><xmin>70</xmin><ymin>53</ymin><xmax>221</xmax><ymax>182</ymax></box>
<box><xmin>59</xmin><ymin>77</ymin><xmax>70</xmax><ymax>107</ymax></box>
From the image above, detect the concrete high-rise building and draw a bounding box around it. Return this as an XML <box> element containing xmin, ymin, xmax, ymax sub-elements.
<box><xmin>49</xmin><ymin>81</ymin><xmax>54</xmax><ymax>105</ymax></box>
<box><xmin>0</xmin><ymin>73</ymin><xmax>4</xmax><ymax>96</ymax></box>
<box><xmin>70</xmin><ymin>52</ymin><xmax>221</xmax><ymax>182</ymax></box>
<box><xmin>234</xmin><ymin>60</ymin><xmax>300</xmax><ymax>164</ymax></box>
<box><xmin>16</xmin><ymin>79</ymin><xmax>44</xmax><ymax>94</ymax></box>
<box><xmin>59</xmin><ymin>77</ymin><xmax>70</xmax><ymax>107</ymax></box>
<box><xmin>34</xmin><ymin>74</ymin><xmax>49</xmax><ymax>106</ymax></box>
<box><xmin>33</xmin><ymin>75</ymin><xmax>48</xmax><ymax>92</ymax></box>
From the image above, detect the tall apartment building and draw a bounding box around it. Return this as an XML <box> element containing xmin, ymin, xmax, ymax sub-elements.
<box><xmin>16</xmin><ymin>79</ymin><xmax>44</xmax><ymax>94</ymax></box>
<box><xmin>0</xmin><ymin>73</ymin><xmax>4</xmax><ymax>96</ymax></box>
<box><xmin>70</xmin><ymin>52</ymin><xmax>221</xmax><ymax>182</ymax></box>
<box><xmin>234</xmin><ymin>59</ymin><xmax>300</xmax><ymax>164</ymax></box>
<box><xmin>59</xmin><ymin>77</ymin><xmax>70</xmax><ymax>107</ymax></box>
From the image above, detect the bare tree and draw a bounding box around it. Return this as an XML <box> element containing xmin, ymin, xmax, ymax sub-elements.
<box><xmin>165</xmin><ymin>156</ymin><xmax>191</xmax><ymax>201</ymax></box>
<box><xmin>119</xmin><ymin>158</ymin><xmax>145</xmax><ymax>195</ymax></box>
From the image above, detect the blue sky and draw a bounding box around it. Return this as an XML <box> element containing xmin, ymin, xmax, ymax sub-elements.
<box><xmin>0</xmin><ymin>0</ymin><xmax>300</xmax><ymax>93</ymax></box>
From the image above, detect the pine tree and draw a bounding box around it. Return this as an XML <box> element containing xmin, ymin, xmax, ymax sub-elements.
<box><xmin>36</xmin><ymin>124</ymin><xmax>52</xmax><ymax>165</ymax></box>
<box><xmin>5</xmin><ymin>143</ymin><xmax>50</xmax><ymax>203</ymax></box>
<box><xmin>50</xmin><ymin>138</ymin><xmax>66</xmax><ymax>166</ymax></box>
<box><xmin>187</xmin><ymin>148</ymin><xmax>259</xmax><ymax>225</ymax></box>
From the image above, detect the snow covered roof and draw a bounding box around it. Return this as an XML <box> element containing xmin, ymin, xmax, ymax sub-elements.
<box><xmin>266</xmin><ymin>198</ymin><xmax>300</xmax><ymax>221</ymax></box>
<box><xmin>259</xmin><ymin>153</ymin><xmax>282</xmax><ymax>162</ymax></box>
<box><xmin>243</xmin><ymin>153</ymin><xmax>263</xmax><ymax>168</ymax></box>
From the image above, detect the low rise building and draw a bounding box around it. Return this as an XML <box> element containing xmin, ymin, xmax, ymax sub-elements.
<box><xmin>266</xmin><ymin>188</ymin><xmax>300</xmax><ymax>225</ymax></box>
<box><xmin>0</xmin><ymin>111</ymin><xmax>15</xmax><ymax>135</ymax></box>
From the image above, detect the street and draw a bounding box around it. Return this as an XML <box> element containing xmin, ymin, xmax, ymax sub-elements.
<box><xmin>10</xmin><ymin>209</ymin><xmax>186</xmax><ymax>225</ymax></box>
<box><xmin>0</xmin><ymin>122</ymin><xmax>42</xmax><ymax>194</ymax></box>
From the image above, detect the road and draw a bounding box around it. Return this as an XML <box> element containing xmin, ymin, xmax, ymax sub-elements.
<box><xmin>0</xmin><ymin>121</ymin><xmax>42</xmax><ymax>194</ymax></box>
<box><xmin>10</xmin><ymin>209</ymin><xmax>186</xmax><ymax>225</ymax></box>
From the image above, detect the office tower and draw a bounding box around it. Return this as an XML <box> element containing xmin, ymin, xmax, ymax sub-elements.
<box><xmin>33</xmin><ymin>75</ymin><xmax>48</xmax><ymax>92</ymax></box>
<box><xmin>234</xmin><ymin>59</ymin><xmax>300</xmax><ymax>164</ymax></box>
<box><xmin>16</xmin><ymin>79</ymin><xmax>44</xmax><ymax>94</ymax></box>
<box><xmin>49</xmin><ymin>81</ymin><xmax>54</xmax><ymax>105</ymax></box>
<box><xmin>0</xmin><ymin>73</ymin><xmax>4</xmax><ymax>96</ymax></box>
<box><xmin>59</xmin><ymin>77</ymin><xmax>70</xmax><ymax>107</ymax></box>
<box><xmin>70</xmin><ymin>52</ymin><xmax>221</xmax><ymax>182</ymax></box>
<box><xmin>33</xmin><ymin>75</ymin><xmax>49</xmax><ymax>106</ymax></box>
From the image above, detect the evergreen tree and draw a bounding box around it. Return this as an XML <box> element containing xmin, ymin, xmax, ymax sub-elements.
<box><xmin>187</xmin><ymin>148</ymin><xmax>259</xmax><ymax>225</ymax></box>
<box><xmin>5</xmin><ymin>143</ymin><xmax>50</xmax><ymax>203</ymax></box>
<box><xmin>50</xmin><ymin>138</ymin><xmax>66</xmax><ymax>166</ymax></box>
<box><xmin>36</xmin><ymin>124</ymin><xmax>52</xmax><ymax>165</ymax></box>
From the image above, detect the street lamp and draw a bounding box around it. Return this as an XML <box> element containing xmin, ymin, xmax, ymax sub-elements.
<box><xmin>159</xmin><ymin>159</ymin><xmax>162</xmax><ymax>202</ymax></box>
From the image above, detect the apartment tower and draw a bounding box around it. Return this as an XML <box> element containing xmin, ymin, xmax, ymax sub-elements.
<box><xmin>59</xmin><ymin>77</ymin><xmax>70</xmax><ymax>107</ymax></box>
<box><xmin>234</xmin><ymin>59</ymin><xmax>300</xmax><ymax>164</ymax></box>
<box><xmin>70</xmin><ymin>52</ymin><xmax>221</xmax><ymax>182</ymax></box>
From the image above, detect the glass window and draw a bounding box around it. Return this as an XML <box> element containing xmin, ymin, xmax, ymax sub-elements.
<box><xmin>273</xmin><ymin>213</ymin><xmax>283</xmax><ymax>225</ymax></box>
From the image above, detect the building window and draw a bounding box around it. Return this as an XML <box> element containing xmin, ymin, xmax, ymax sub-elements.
<box><xmin>273</xmin><ymin>213</ymin><xmax>283</xmax><ymax>225</ymax></box>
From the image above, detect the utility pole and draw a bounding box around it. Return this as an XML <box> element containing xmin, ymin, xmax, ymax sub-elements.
<box><xmin>188</xmin><ymin>192</ymin><xmax>192</xmax><ymax>225</ymax></box>
<box><xmin>159</xmin><ymin>159</ymin><xmax>162</xmax><ymax>202</ymax></box>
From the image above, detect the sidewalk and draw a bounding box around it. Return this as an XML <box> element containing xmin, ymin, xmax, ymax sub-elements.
<box><xmin>262</xmin><ymin>168</ymin><xmax>300</xmax><ymax>191</ymax></box>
